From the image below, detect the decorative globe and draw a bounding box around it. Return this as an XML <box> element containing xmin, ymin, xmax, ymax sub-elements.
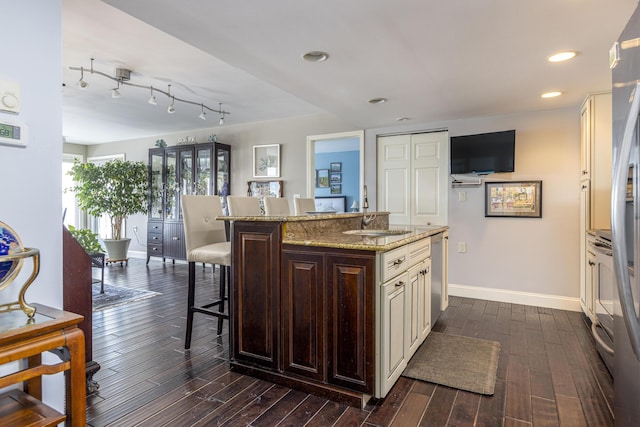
<box><xmin>0</xmin><ymin>221</ymin><xmax>23</xmax><ymax>289</ymax></box>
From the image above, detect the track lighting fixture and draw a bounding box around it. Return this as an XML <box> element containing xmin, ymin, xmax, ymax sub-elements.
<box><xmin>148</xmin><ymin>87</ymin><xmax>157</xmax><ymax>105</ymax></box>
<box><xmin>69</xmin><ymin>59</ymin><xmax>230</xmax><ymax>122</ymax></box>
<box><xmin>77</xmin><ymin>67</ymin><xmax>88</xmax><ymax>88</ymax></box>
<box><xmin>111</xmin><ymin>81</ymin><xmax>121</xmax><ymax>98</ymax></box>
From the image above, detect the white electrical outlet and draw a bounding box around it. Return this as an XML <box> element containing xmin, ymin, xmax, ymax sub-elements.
<box><xmin>458</xmin><ymin>191</ymin><xmax>466</xmax><ymax>202</ymax></box>
<box><xmin>458</xmin><ymin>242</ymin><xmax>466</xmax><ymax>253</ymax></box>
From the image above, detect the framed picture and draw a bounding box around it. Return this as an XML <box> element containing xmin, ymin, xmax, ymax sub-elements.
<box><xmin>247</xmin><ymin>180</ymin><xmax>283</xmax><ymax>198</ymax></box>
<box><xmin>329</xmin><ymin>172</ymin><xmax>341</xmax><ymax>184</ymax></box>
<box><xmin>253</xmin><ymin>144</ymin><xmax>280</xmax><ymax>178</ymax></box>
<box><xmin>315</xmin><ymin>196</ymin><xmax>347</xmax><ymax>213</ymax></box>
<box><xmin>316</xmin><ymin>169</ymin><xmax>329</xmax><ymax>188</ymax></box>
<box><xmin>485</xmin><ymin>181</ymin><xmax>542</xmax><ymax>218</ymax></box>
<box><xmin>330</xmin><ymin>162</ymin><xmax>342</xmax><ymax>172</ymax></box>
<box><xmin>330</xmin><ymin>183</ymin><xmax>342</xmax><ymax>194</ymax></box>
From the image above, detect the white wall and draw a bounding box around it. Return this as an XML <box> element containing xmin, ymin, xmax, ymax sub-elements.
<box><xmin>367</xmin><ymin>107</ymin><xmax>581</xmax><ymax>310</ymax></box>
<box><xmin>1</xmin><ymin>0</ymin><xmax>64</xmax><ymax>411</ymax></box>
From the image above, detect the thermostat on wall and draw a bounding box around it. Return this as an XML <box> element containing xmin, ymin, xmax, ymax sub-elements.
<box><xmin>0</xmin><ymin>119</ymin><xmax>27</xmax><ymax>147</ymax></box>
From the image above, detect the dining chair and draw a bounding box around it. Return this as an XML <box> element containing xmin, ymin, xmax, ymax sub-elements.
<box><xmin>264</xmin><ymin>197</ymin><xmax>291</xmax><ymax>216</ymax></box>
<box><xmin>227</xmin><ymin>195</ymin><xmax>262</xmax><ymax>216</ymax></box>
<box><xmin>294</xmin><ymin>197</ymin><xmax>316</xmax><ymax>215</ymax></box>
<box><xmin>180</xmin><ymin>195</ymin><xmax>231</xmax><ymax>349</ymax></box>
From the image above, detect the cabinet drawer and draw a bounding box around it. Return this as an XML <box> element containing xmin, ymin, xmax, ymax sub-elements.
<box><xmin>148</xmin><ymin>222</ymin><xmax>163</xmax><ymax>233</ymax></box>
<box><xmin>381</xmin><ymin>246</ymin><xmax>408</xmax><ymax>283</ymax></box>
<box><xmin>147</xmin><ymin>243</ymin><xmax>162</xmax><ymax>255</ymax></box>
<box><xmin>407</xmin><ymin>237</ymin><xmax>430</xmax><ymax>268</ymax></box>
<box><xmin>147</xmin><ymin>232</ymin><xmax>163</xmax><ymax>244</ymax></box>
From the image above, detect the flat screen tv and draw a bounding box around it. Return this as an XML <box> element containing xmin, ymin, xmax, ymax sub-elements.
<box><xmin>450</xmin><ymin>130</ymin><xmax>515</xmax><ymax>175</ymax></box>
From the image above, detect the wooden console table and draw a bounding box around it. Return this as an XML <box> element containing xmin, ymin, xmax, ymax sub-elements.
<box><xmin>0</xmin><ymin>304</ymin><xmax>86</xmax><ymax>426</ymax></box>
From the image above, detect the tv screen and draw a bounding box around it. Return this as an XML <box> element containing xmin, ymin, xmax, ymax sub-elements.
<box><xmin>450</xmin><ymin>130</ymin><xmax>515</xmax><ymax>175</ymax></box>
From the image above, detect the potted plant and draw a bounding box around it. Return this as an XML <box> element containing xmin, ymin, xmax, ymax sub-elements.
<box><xmin>67</xmin><ymin>159</ymin><xmax>148</xmax><ymax>261</ymax></box>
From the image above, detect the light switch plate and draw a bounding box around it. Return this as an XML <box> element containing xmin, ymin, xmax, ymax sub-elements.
<box><xmin>0</xmin><ymin>80</ymin><xmax>20</xmax><ymax>114</ymax></box>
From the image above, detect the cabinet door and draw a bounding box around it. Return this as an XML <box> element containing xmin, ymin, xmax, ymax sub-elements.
<box><xmin>380</xmin><ymin>272</ymin><xmax>408</xmax><ymax>396</ymax></box>
<box><xmin>326</xmin><ymin>251</ymin><xmax>375</xmax><ymax>394</ymax></box>
<box><xmin>580</xmin><ymin>97</ymin><xmax>592</xmax><ymax>180</ymax></box>
<box><xmin>232</xmin><ymin>222</ymin><xmax>281</xmax><ymax>369</ymax></box>
<box><xmin>586</xmin><ymin>245</ymin><xmax>597</xmax><ymax>322</ymax></box>
<box><xmin>163</xmin><ymin>222</ymin><xmax>185</xmax><ymax>260</ymax></box>
<box><xmin>194</xmin><ymin>145</ymin><xmax>213</xmax><ymax>195</ymax></box>
<box><xmin>165</xmin><ymin>149</ymin><xmax>179</xmax><ymax>221</ymax></box>
<box><xmin>149</xmin><ymin>149</ymin><xmax>164</xmax><ymax>220</ymax></box>
<box><xmin>406</xmin><ymin>263</ymin><xmax>422</xmax><ymax>357</ymax></box>
<box><xmin>420</xmin><ymin>257</ymin><xmax>432</xmax><ymax>340</ymax></box>
<box><xmin>281</xmin><ymin>250</ymin><xmax>324</xmax><ymax>381</ymax></box>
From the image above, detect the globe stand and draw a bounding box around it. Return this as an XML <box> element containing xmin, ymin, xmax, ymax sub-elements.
<box><xmin>0</xmin><ymin>247</ymin><xmax>40</xmax><ymax>319</ymax></box>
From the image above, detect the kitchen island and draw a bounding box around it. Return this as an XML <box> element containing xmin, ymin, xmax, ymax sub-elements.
<box><xmin>225</xmin><ymin>211</ymin><xmax>448</xmax><ymax>407</ymax></box>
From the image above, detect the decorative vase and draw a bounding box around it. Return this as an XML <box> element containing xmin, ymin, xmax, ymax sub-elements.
<box><xmin>102</xmin><ymin>238</ymin><xmax>131</xmax><ymax>261</ymax></box>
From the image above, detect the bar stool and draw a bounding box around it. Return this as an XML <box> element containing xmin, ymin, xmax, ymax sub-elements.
<box><xmin>264</xmin><ymin>197</ymin><xmax>291</xmax><ymax>215</ymax></box>
<box><xmin>294</xmin><ymin>197</ymin><xmax>316</xmax><ymax>215</ymax></box>
<box><xmin>180</xmin><ymin>195</ymin><xmax>231</xmax><ymax>349</ymax></box>
<box><xmin>227</xmin><ymin>195</ymin><xmax>262</xmax><ymax>216</ymax></box>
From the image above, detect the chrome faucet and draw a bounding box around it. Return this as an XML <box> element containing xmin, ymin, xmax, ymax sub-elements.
<box><xmin>361</xmin><ymin>185</ymin><xmax>376</xmax><ymax>228</ymax></box>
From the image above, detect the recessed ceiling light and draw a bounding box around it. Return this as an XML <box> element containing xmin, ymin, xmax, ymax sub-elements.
<box><xmin>548</xmin><ymin>51</ymin><xmax>577</xmax><ymax>62</ymax></box>
<box><xmin>368</xmin><ymin>97</ymin><xmax>387</xmax><ymax>104</ymax></box>
<box><xmin>541</xmin><ymin>91</ymin><xmax>562</xmax><ymax>98</ymax></box>
<box><xmin>302</xmin><ymin>51</ymin><xmax>329</xmax><ymax>62</ymax></box>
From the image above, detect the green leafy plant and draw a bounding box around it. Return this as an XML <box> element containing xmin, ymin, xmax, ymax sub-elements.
<box><xmin>66</xmin><ymin>159</ymin><xmax>148</xmax><ymax>240</ymax></box>
<box><xmin>68</xmin><ymin>225</ymin><xmax>104</xmax><ymax>254</ymax></box>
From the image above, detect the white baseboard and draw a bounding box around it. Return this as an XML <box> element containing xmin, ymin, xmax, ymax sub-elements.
<box><xmin>448</xmin><ymin>283</ymin><xmax>581</xmax><ymax>312</ymax></box>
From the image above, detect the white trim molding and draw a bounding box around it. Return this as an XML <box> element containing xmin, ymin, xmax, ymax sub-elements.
<box><xmin>448</xmin><ymin>283</ymin><xmax>581</xmax><ymax>312</ymax></box>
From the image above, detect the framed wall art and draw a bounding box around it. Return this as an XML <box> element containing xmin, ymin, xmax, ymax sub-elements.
<box><xmin>247</xmin><ymin>180</ymin><xmax>283</xmax><ymax>198</ymax></box>
<box><xmin>253</xmin><ymin>144</ymin><xmax>280</xmax><ymax>178</ymax></box>
<box><xmin>330</xmin><ymin>162</ymin><xmax>342</xmax><ymax>172</ymax></box>
<box><xmin>316</xmin><ymin>169</ymin><xmax>329</xmax><ymax>188</ymax></box>
<box><xmin>485</xmin><ymin>181</ymin><xmax>542</xmax><ymax>218</ymax></box>
<box><xmin>330</xmin><ymin>183</ymin><xmax>342</xmax><ymax>194</ymax></box>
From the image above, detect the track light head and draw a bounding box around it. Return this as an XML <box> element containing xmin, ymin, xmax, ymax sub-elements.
<box><xmin>77</xmin><ymin>67</ymin><xmax>88</xmax><ymax>88</ymax></box>
<box><xmin>148</xmin><ymin>87</ymin><xmax>157</xmax><ymax>105</ymax></box>
<box><xmin>111</xmin><ymin>88</ymin><xmax>121</xmax><ymax>98</ymax></box>
<box><xmin>168</xmin><ymin>97</ymin><xmax>176</xmax><ymax>114</ymax></box>
<box><xmin>219</xmin><ymin>116</ymin><xmax>225</xmax><ymax>125</ymax></box>
<box><xmin>218</xmin><ymin>102</ymin><xmax>225</xmax><ymax>125</ymax></box>
<box><xmin>198</xmin><ymin>104</ymin><xmax>206</xmax><ymax>120</ymax></box>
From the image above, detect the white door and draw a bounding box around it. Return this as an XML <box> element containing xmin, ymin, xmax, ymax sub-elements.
<box><xmin>411</xmin><ymin>131</ymin><xmax>448</xmax><ymax>225</ymax></box>
<box><xmin>378</xmin><ymin>131</ymin><xmax>449</xmax><ymax>226</ymax></box>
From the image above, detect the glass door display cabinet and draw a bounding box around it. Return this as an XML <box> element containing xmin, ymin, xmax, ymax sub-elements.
<box><xmin>147</xmin><ymin>142</ymin><xmax>231</xmax><ymax>263</ymax></box>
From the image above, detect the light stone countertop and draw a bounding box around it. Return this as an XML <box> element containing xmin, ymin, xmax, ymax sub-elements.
<box><xmin>220</xmin><ymin>212</ymin><xmax>448</xmax><ymax>252</ymax></box>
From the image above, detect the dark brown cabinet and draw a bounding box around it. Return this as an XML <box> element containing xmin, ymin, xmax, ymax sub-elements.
<box><xmin>231</xmin><ymin>221</ymin><xmax>376</xmax><ymax>406</ymax></box>
<box><xmin>147</xmin><ymin>142</ymin><xmax>230</xmax><ymax>263</ymax></box>
<box><xmin>232</xmin><ymin>221</ymin><xmax>281</xmax><ymax>370</ymax></box>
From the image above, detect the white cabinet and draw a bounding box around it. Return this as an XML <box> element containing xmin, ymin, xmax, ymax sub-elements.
<box><xmin>380</xmin><ymin>272</ymin><xmax>408</xmax><ymax>394</ymax></box>
<box><xmin>584</xmin><ymin>233</ymin><xmax>597</xmax><ymax>322</ymax></box>
<box><xmin>377</xmin><ymin>131</ymin><xmax>449</xmax><ymax>226</ymax></box>
<box><xmin>579</xmin><ymin>92</ymin><xmax>611</xmax><ymax>320</ymax></box>
<box><xmin>377</xmin><ymin>236</ymin><xmax>433</xmax><ymax>397</ymax></box>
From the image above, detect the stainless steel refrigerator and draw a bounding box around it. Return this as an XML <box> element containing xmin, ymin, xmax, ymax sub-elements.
<box><xmin>612</xmin><ymin>2</ymin><xmax>640</xmax><ymax>425</ymax></box>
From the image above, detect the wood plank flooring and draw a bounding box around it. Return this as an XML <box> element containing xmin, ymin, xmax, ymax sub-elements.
<box><xmin>87</xmin><ymin>258</ymin><xmax>613</xmax><ymax>426</ymax></box>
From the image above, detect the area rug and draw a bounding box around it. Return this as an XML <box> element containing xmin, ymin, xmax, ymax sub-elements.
<box><xmin>92</xmin><ymin>283</ymin><xmax>161</xmax><ymax>311</ymax></box>
<box><xmin>402</xmin><ymin>332</ymin><xmax>500</xmax><ymax>395</ymax></box>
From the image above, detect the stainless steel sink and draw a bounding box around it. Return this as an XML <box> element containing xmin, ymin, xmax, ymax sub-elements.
<box><xmin>343</xmin><ymin>229</ymin><xmax>412</xmax><ymax>237</ymax></box>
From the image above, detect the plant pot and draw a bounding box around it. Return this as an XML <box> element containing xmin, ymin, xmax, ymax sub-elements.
<box><xmin>103</xmin><ymin>238</ymin><xmax>131</xmax><ymax>261</ymax></box>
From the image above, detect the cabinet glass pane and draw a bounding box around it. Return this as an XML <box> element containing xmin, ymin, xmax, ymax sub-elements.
<box><xmin>166</xmin><ymin>151</ymin><xmax>178</xmax><ymax>220</ymax></box>
<box><xmin>150</xmin><ymin>152</ymin><xmax>163</xmax><ymax>219</ymax></box>
<box><xmin>180</xmin><ymin>149</ymin><xmax>194</xmax><ymax>196</ymax></box>
<box><xmin>195</xmin><ymin>147</ymin><xmax>212</xmax><ymax>195</ymax></box>
<box><xmin>217</xmin><ymin>147</ymin><xmax>230</xmax><ymax>196</ymax></box>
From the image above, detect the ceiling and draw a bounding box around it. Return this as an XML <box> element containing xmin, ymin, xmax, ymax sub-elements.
<box><xmin>63</xmin><ymin>0</ymin><xmax>638</xmax><ymax>144</ymax></box>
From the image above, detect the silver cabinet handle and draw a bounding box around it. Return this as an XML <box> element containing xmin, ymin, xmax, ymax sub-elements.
<box><xmin>612</xmin><ymin>81</ymin><xmax>640</xmax><ymax>360</ymax></box>
<box><xmin>395</xmin><ymin>281</ymin><xmax>405</xmax><ymax>287</ymax></box>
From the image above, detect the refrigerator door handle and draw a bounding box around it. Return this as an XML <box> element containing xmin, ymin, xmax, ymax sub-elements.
<box><xmin>612</xmin><ymin>81</ymin><xmax>640</xmax><ymax>359</ymax></box>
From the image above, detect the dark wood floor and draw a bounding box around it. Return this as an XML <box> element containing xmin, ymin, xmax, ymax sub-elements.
<box><xmin>86</xmin><ymin>258</ymin><xmax>613</xmax><ymax>426</ymax></box>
